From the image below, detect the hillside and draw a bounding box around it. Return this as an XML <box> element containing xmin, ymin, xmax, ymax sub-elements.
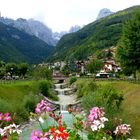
<box><xmin>0</xmin><ymin>22</ymin><xmax>54</xmax><ymax>63</ymax></box>
<box><xmin>50</xmin><ymin>6</ymin><xmax>140</xmax><ymax>61</ymax></box>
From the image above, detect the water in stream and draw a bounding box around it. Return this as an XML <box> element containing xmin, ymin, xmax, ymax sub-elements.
<box><xmin>20</xmin><ymin>111</ymin><xmax>73</xmax><ymax>139</ymax></box>
<box><xmin>21</xmin><ymin>82</ymin><xmax>76</xmax><ymax>139</ymax></box>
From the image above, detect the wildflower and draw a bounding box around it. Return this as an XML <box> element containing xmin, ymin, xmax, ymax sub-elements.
<box><xmin>88</xmin><ymin>107</ymin><xmax>108</xmax><ymax>132</ymax></box>
<box><xmin>35</xmin><ymin>100</ymin><xmax>52</xmax><ymax>114</ymax></box>
<box><xmin>114</xmin><ymin>124</ymin><xmax>131</xmax><ymax>136</ymax></box>
<box><xmin>9</xmin><ymin>123</ymin><xmax>22</xmax><ymax>134</ymax></box>
<box><xmin>50</xmin><ymin>126</ymin><xmax>69</xmax><ymax>140</ymax></box>
<box><xmin>30</xmin><ymin>130</ymin><xmax>50</xmax><ymax>140</ymax></box>
<box><xmin>88</xmin><ymin>107</ymin><xmax>105</xmax><ymax>122</ymax></box>
<box><xmin>90</xmin><ymin>117</ymin><xmax>108</xmax><ymax>131</ymax></box>
<box><xmin>1</xmin><ymin>123</ymin><xmax>22</xmax><ymax>137</ymax></box>
<box><xmin>3</xmin><ymin>113</ymin><xmax>12</xmax><ymax>122</ymax></box>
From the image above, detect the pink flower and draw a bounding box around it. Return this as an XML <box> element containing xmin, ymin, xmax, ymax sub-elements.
<box><xmin>114</xmin><ymin>124</ymin><xmax>131</xmax><ymax>136</ymax></box>
<box><xmin>30</xmin><ymin>130</ymin><xmax>50</xmax><ymax>140</ymax></box>
<box><xmin>3</xmin><ymin>113</ymin><xmax>12</xmax><ymax>122</ymax></box>
<box><xmin>88</xmin><ymin>107</ymin><xmax>105</xmax><ymax>122</ymax></box>
<box><xmin>0</xmin><ymin>113</ymin><xmax>3</xmax><ymax>120</ymax></box>
<box><xmin>35</xmin><ymin>100</ymin><xmax>52</xmax><ymax>114</ymax></box>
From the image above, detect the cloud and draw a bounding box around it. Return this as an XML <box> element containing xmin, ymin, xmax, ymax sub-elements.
<box><xmin>0</xmin><ymin>0</ymin><xmax>139</xmax><ymax>32</ymax></box>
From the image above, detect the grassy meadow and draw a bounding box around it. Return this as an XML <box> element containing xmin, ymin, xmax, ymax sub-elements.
<box><xmin>0</xmin><ymin>80</ymin><xmax>58</xmax><ymax>123</ymax></box>
<box><xmin>0</xmin><ymin>80</ymin><xmax>41</xmax><ymax>123</ymax></box>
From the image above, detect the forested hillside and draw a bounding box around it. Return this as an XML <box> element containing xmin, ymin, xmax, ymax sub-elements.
<box><xmin>50</xmin><ymin>6</ymin><xmax>140</xmax><ymax>61</ymax></box>
<box><xmin>0</xmin><ymin>22</ymin><xmax>54</xmax><ymax>63</ymax></box>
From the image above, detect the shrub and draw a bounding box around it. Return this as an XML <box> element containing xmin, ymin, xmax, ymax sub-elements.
<box><xmin>38</xmin><ymin>80</ymin><xmax>51</xmax><ymax>97</ymax></box>
<box><xmin>69</xmin><ymin>77</ymin><xmax>77</xmax><ymax>85</ymax></box>
<box><xmin>23</xmin><ymin>94</ymin><xmax>41</xmax><ymax>113</ymax></box>
<box><xmin>77</xmin><ymin>81</ymin><xmax>97</xmax><ymax>98</ymax></box>
<box><xmin>11</xmin><ymin>104</ymin><xmax>29</xmax><ymax>124</ymax></box>
<box><xmin>82</xmin><ymin>84</ymin><xmax>124</xmax><ymax>132</ymax></box>
<box><xmin>33</xmin><ymin>66</ymin><xmax>52</xmax><ymax>80</ymax></box>
<box><xmin>82</xmin><ymin>84</ymin><xmax>123</xmax><ymax>115</ymax></box>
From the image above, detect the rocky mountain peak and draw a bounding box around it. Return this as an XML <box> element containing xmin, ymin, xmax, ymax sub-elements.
<box><xmin>97</xmin><ymin>8</ymin><xmax>113</xmax><ymax>20</ymax></box>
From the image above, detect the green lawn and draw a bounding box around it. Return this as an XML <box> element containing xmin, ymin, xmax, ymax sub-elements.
<box><xmin>0</xmin><ymin>80</ymin><xmax>41</xmax><ymax>123</ymax></box>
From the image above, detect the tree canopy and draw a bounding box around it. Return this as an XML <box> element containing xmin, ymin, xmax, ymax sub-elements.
<box><xmin>87</xmin><ymin>59</ymin><xmax>103</xmax><ymax>74</ymax></box>
<box><xmin>116</xmin><ymin>9</ymin><xmax>140</xmax><ymax>78</ymax></box>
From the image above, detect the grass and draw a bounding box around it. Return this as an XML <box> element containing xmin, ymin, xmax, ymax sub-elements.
<box><xmin>0</xmin><ymin>80</ymin><xmax>39</xmax><ymax>122</ymax></box>
<box><xmin>0</xmin><ymin>80</ymin><xmax>58</xmax><ymax>123</ymax></box>
<box><xmin>75</xmin><ymin>78</ymin><xmax>140</xmax><ymax>139</ymax></box>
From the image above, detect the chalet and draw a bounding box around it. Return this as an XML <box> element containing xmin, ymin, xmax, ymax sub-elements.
<box><xmin>101</xmin><ymin>61</ymin><xmax>121</xmax><ymax>73</ymax></box>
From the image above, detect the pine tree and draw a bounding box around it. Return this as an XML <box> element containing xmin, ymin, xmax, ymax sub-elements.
<box><xmin>116</xmin><ymin>9</ymin><xmax>140</xmax><ymax>78</ymax></box>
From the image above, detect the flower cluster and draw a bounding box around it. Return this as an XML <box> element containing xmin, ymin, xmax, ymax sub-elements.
<box><xmin>0</xmin><ymin>113</ymin><xmax>12</xmax><ymax>122</ymax></box>
<box><xmin>30</xmin><ymin>100</ymin><xmax>135</xmax><ymax>140</ymax></box>
<box><xmin>30</xmin><ymin>130</ymin><xmax>50</xmax><ymax>140</ymax></box>
<box><xmin>88</xmin><ymin>107</ymin><xmax>108</xmax><ymax>131</ymax></box>
<box><xmin>30</xmin><ymin>126</ymin><xmax>69</xmax><ymax>140</ymax></box>
<box><xmin>0</xmin><ymin>124</ymin><xmax>22</xmax><ymax>137</ymax></box>
<box><xmin>0</xmin><ymin>112</ymin><xmax>22</xmax><ymax>139</ymax></box>
<box><xmin>114</xmin><ymin>124</ymin><xmax>131</xmax><ymax>136</ymax></box>
<box><xmin>35</xmin><ymin>100</ymin><xmax>52</xmax><ymax>114</ymax></box>
<box><xmin>31</xmin><ymin>100</ymin><xmax>69</xmax><ymax>140</ymax></box>
<box><xmin>50</xmin><ymin>126</ymin><xmax>69</xmax><ymax>140</ymax></box>
<box><xmin>49</xmin><ymin>111</ymin><xmax>62</xmax><ymax>126</ymax></box>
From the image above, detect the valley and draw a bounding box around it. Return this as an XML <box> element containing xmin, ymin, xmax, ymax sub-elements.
<box><xmin>0</xmin><ymin>4</ymin><xmax>140</xmax><ymax>140</ymax></box>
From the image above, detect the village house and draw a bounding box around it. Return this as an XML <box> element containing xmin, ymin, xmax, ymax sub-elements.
<box><xmin>101</xmin><ymin>60</ymin><xmax>121</xmax><ymax>73</ymax></box>
<box><xmin>76</xmin><ymin>60</ymin><xmax>86</xmax><ymax>73</ymax></box>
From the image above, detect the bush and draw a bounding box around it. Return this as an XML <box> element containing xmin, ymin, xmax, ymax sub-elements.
<box><xmin>12</xmin><ymin>104</ymin><xmax>29</xmax><ymax>124</ymax></box>
<box><xmin>38</xmin><ymin>80</ymin><xmax>51</xmax><ymax>97</ymax></box>
<box><xmin>33</xmin><ymin>66</ymin><xmax>52</xmax><ymax>80</ymax></box>
<box><xmin>82</xmin><ymin>84</ymin><xmax>124</xmax><ymax>132</ymax></box>
<box><xmin>82</xmin><ymin>84</ymin><xmax>123</xmax><ymax>114</ymax></box>
<box><xmin>69</xmin><ymin>77</ymin><xmax>77</xmax><ymax>85</ymax></box>
<box><xmin>23</xmin><ymin>94</ymin><xmax>41</xmax><ymax>113</ymax></box>
<box><xmin>77</xmin><ymin>81</ymin><xmax>97</xmax><ymax>98</ymax></box>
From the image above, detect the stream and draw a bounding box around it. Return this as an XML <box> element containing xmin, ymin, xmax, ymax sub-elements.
<box><xmin>20</xmin><ymin>81</ymin><xmax>78</xmax><ymax>139</ymax></box>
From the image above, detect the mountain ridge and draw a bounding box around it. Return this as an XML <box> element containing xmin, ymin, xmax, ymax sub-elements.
<box><xmin>49</xmin><ymin>5</ymin><xmax>140</xmax><ymax>61</ymax></box>
<box><xmin>0</xmin><ymin>17</ymin><xmax>81</xmax><ymax>46</ymax></box>
<box><xmin>0</xmin><ymin>21</ymin><xmax>53</xmax><ymax>63</ymax></box>
<box><xmin>96</xmin><ymin>8</ymin><xmax>114</xmax><ymax>19</ymax></box>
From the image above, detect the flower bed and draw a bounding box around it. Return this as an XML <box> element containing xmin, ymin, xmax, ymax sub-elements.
<box><xmin>0</xmin><ymin>100</ymin><xmax>136</xmax><ymax>140</ymax></box>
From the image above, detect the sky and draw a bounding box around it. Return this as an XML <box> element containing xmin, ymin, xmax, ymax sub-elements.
<box><xmin>0</xmin><ymin>0</ymin><xmax>139</xmax><ymax>32</ymax></box>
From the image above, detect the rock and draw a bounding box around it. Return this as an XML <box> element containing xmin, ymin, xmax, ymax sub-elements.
<box><xmin>97</xmin><ymin>8</ymin><xmax>114</xmax><ymax>20</ymax></box>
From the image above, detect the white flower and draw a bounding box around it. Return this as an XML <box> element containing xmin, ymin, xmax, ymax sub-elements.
<box><xmin>90</xmin><ymin>117</ymin><xmax>108</xmax><ymax>132</ymax></box>
<box><xmin>2</xmin><ymin>123</ymin><xmax>22</xmax><ymax>135</ymax></box>
<box><xmin>100</xmin><ymin>117</ymin><xmax>108</xmax><ymax>122</ymax></box>
<box><xmin>90</xmin><ymin>122</ymin><xmax>98</xmax><ymax>131</ymax></box>
<box><xmin>114</xmin><ymin>124</ymin><xmax>131</xmax><ymax>135</ymax></box>
<box><xmin>0</xmin><ymin>128</ymin><xmax>4</xmax><ymax>136</ymax></box>
<box><xmin>39</xmin><ymin>117</ymin><xmax>44</xmax><ymax>123</ymax></box>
